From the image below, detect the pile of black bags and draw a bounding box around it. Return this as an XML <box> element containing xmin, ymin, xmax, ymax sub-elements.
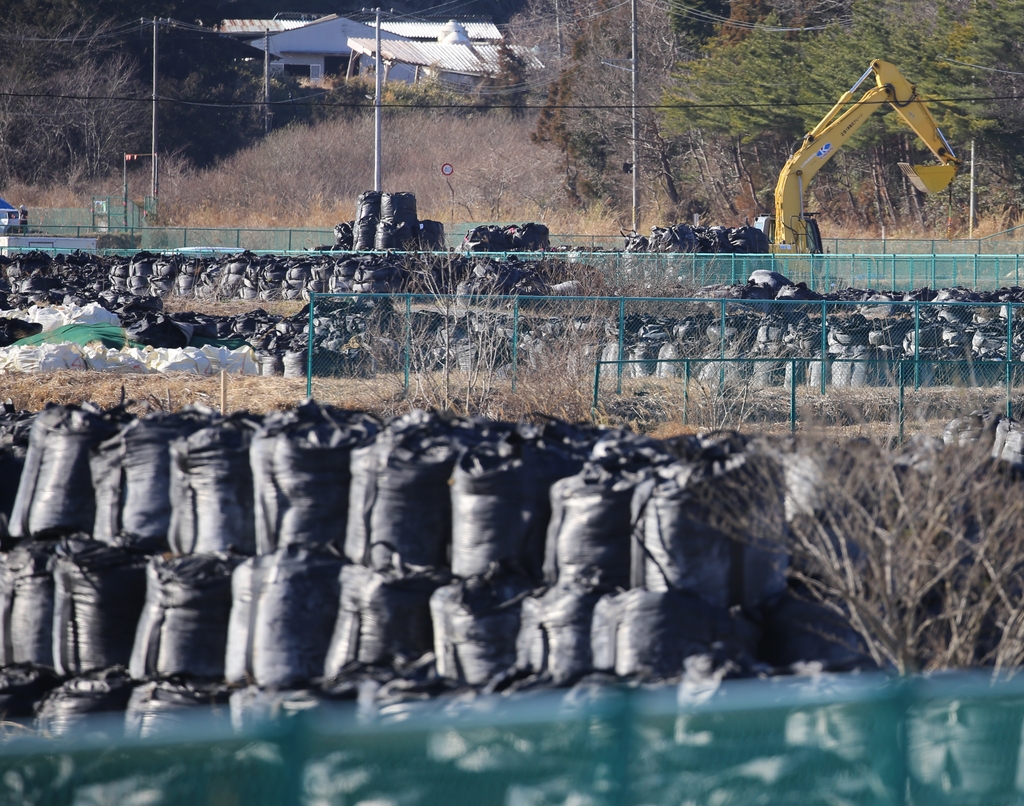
<box><xmin>624</xmin><ymin>223</ymin><xmax>770</xmax><ymax>254</ymax></box>
<box><xmin>342</xmin><ymin>190</ymin><xmax>445</xmax><ymax>253</ymax></box>
<box><xmin>462</xmin><ymin>223</ymin><xmax>551</xmax><ymax>253</ymax></box>
<box><xmin>0</xmin><ymin>399</ymin><xmax>902</xmax><ymax>734</ymax></box>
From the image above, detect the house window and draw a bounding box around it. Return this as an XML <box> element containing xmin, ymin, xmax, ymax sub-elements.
<box><xmin>310</xmin><ymin>64</ymin><xmax>323</xmax><ymax>82</ymax></box>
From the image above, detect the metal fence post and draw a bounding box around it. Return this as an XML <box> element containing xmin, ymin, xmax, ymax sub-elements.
<box><xmin>898</xmin><ymin>360</ymin><xmax>905</xmax><ymax>444</ymax></box>
<box><xmin>683</xmin><ymin>359</ymin><xmax>690</xmax><ymax>425</ymax></box>
<box><xmin>820</xmin><ymin>300</ymin><xmax>828</xmax><ymax>395</ymax></box>
<box><xmin>720</xmin><ymin>299</ymin><xmax>727</xmax><ymax>390</ymax></box>
<box><xmin>790</xmin><ymin>359</ymin><xmax>797</xmax><ymax>432</ymax></box>
<box><xmin>592</xmin><ymin>360</ymin><xmax>602</xmax><ymax>417</ymax></box>
<box><xmin>616</xmin><ymin>297</ymin><xmax>625</xmax><ymax>394</ymax></box>
<box><xmin>914</xmin><ymin>301</ymin><xmax>921</xmax><ymax>391</ymax></box>
<box><xmin>404</xmin><ymin>293</ymin><xmax>412</xmax><ymax>394</ymax></box>
<box><xmin>931</xmin><ymin>254</ymin><xmax>936</xmax><ymax>289</ymax></box>
<box><xmin>511</xmin><ymin>298</ymin><xmax>520</xmax><ymax>394</ymax></box>
<box><xmin>1007</xmin><ymin>302</ymin><xmax>1014</xmax><ymax>419</ymax></box>
<box><xmin>305</xmin><ymin>292</ymin><xmax>315</xmax><ymax>400</ymax></box>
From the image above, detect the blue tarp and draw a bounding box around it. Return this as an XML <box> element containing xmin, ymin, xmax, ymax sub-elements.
<box><xmin>0</xmin><ymin>198</ymin><xmax>15</xmax><ymax>212</ymax></box>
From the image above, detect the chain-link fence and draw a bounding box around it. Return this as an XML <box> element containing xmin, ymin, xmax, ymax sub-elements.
<box><xmin>305</xmin><ymin>294</ymin><xmax>1023</xmax><ymax>434</ymax></box>
<box><xmin>4</xmin><ymin>672</ymin><xmax>1024</xmax><ymax>805</ymax></box>
<box><xmin>18</xmin><ymin>210</ymin><xmax>1024</xmax><ymax>257</ymax></box>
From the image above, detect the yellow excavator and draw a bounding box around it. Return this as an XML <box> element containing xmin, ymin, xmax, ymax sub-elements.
<box><xmin>754</xmin><ymin>59</ymin><xmax>961</xmax><ymax>254</ymax></box>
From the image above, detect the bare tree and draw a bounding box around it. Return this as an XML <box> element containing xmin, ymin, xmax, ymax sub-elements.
<box><xmin>0</xmin><ymin>17</ymin><xmax>145</xmax><ymax>188</ymax></box>
<box><xmin>780</xmin><ymin>438</ymin><xmax>1024</xmax><ymax>674</ymax></box>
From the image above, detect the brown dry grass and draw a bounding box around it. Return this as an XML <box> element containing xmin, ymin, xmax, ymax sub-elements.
<box><xmin>0</xmin><ymin>364</ymin><xmax>1009</xmax><ymax>440</ymax></box>
<box><xmin>1</xmin><ymin>371</ymin><xmax>309</xmax><ymax>415</ymax></box>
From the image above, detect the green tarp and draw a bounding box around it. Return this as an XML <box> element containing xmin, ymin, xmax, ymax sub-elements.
<box><xmin>14</xmin><ymin>324</ymin><xmax>249</xmax><ymax>351</ymax></box>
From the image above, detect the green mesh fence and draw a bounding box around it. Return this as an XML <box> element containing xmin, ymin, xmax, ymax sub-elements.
<box><xmin>306</xmin><ymin>294</ymin><xmax>1022</xmax><ymax>434</ymax></box>
<box><xmin>4</xmin><ymin>673</ymin><xmax>1024</xmax><ymax>805</ymax></box>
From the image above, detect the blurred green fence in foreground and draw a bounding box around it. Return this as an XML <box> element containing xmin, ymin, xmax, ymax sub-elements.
<box><xmin>4</xmin><ymin>673</ymin><xmax>1024</xmax><ymax>805</ymax></box>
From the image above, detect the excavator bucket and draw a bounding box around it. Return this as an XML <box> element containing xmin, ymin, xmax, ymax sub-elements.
<box><xmin>898</xmin><ymin>163</ymin><xmax>958</xmax><ymax>194</ymax></box>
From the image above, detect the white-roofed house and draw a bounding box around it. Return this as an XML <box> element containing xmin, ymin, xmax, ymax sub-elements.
<box><xmin>222</xmin><ymin>14</ymin><xmax>403</xmax><ymax>83</ymax></box>
<box><xmin>347</xmin><ymin>21</ymin><xmax>543</xmax><ymax>89</ymax></box>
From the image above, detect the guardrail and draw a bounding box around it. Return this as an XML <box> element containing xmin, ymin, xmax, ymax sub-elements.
<box><xmin>304</xmin><ymin>294</ymin><xmax>1023</xmax><ymax>432</ymax></box>
<box><xmin>3</xmin><ymin>672</ymin><xmax>1024</xmax><ymax>804</ymax></box>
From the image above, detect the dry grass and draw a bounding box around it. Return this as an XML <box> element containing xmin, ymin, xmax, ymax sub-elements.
<box><xmin>0</xmin><ymin>361</ymin><xmax>1011</xmax><ymax>441</ymax></box>
<box><xmin>1</xmin><ymin>371</ymin><xmax>309</xmax><ymax>415</ymax></box>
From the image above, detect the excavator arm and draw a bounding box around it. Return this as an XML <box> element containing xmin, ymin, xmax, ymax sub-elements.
<box><xmin>769</xmin><ymin>59</ymin><xmax>961</xmax><ymax>253</ymax></box>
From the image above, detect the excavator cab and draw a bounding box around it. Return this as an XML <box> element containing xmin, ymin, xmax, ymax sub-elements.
<box><xmin>755</xmin><ymin>214</ymin><xmax>823</xmax><ymax>254</ymax></box>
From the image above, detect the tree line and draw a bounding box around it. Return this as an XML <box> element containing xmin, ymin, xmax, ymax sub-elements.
<box><xmin>7</xmin><ymin>0</ymin><xmax>1024</xmax><ymax>236</ymax></box>
<box><xmin>520</xmin><ymin>0</ymin><xmax>1024</xmax><ymax>233</ymax></box>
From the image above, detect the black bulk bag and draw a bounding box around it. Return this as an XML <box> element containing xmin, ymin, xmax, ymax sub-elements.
<box><xmin>130</xmin><ymin>554</ymin><xmax>241</xmax><ymax>681</ymax></box>
<box><xmin>591</xmin><ymin>588</ymin><xmax>758</xmax><ymax>679</ymax></box>
<box><xmin>323</xmin><ymin>563</ymin><xmax>451</xmax><ymax>675</ymax></box>
<box><xmin>630</xmin><ymin>440</ymin><xmax>788</xmax><ymax>610</ymax></box>
<box><xmin>543</xmin><ymin>464</ymin><xmax>638</xmax><ymax>589</ymax></box>
<box><xmin>450</xmin><ymin>440</ymin><xmax>530</xmax><ymax>578</ymax></box>
<box><xmin>515</xmin><ymin>573</ymin><xmax>607</xmax><ymax>685</ymax></box>
<box><xmin>225</xmin><ymin>544</ymin><xmax>344</xmax><ymax>689</ymax></box>
<box><xmin>9</xmin><ymin>404</ymin><xmax>123</xmax><ymax>539</ymax></box>
<box><xmin>125</xmin><ymin>314</ymin><xmax>193</xmax><ymax>349</ymax></box>
<box><xmin>344</xmin><ymin>410</ymin><xmax>462</xmax><ymax>571</ymax></box>
<box><xmin>0</xmin><ymin>539</ymin><xmax>57</xmax><ymax>667</ymax></box>
<box><xmin>0</xmin><ymin>447</ymin><xmax>29</xmax><ymax>542</ymax></box>
<box><xmin>374</xmin><ymin>220</ymin><xmax>402</xmax><ymax>251</ymax></box>
<box><xmin>356</xmin><ymin>190</ymin><xmax>382</xmax><ymax>224</ymax></box>
<box><xmin>0</xmin><ymin>663</ymin><xmax>62</xmax><ymax>720</ymax></box>
<box><xmin>35</xmin><ymin>666</ymin><xmax>136</xmax><ymax>737</ymax></box>
<box><xmin>430</xmin><ymin>568</ymin><xmax>532</xmax><ymax>686</ymax></box>
<box><xmin>50</xmin><ymin>537</ymin><xmax>148</xmax><ymax>676</ymax></box>
<box><xmin>334</xmin><ymin>222</ymin><xmax>354</xmax><ymax>249</ymax></box>
<box><xmin>252</xmin><ymin>402</ymin><xmax>380</xmax><ymax>555</ymax></box>
<box><xmin>757</xmin><ymin>591</ymin><xmax>873</xmax><ymax>671</ymax></box>
<box><xmin>92</xmin><ymin>410</ymin><xmax>211</xmax><ymax>552</ymax></box>
<box><xmin>506</xmin><ymin>223</ymin><xmax>550</xmax><ymax>251</ymax></box>
<box><xmin>380</xmin><ymin>192</ymin><xmax>417</xmax><ymax>226</ymax></box>
<box><xmin>419</xmin><ymin>220</ymin><xmax>446</xmax><ymax>251</ymax></box>
<box><xmin>518</xmin><ymin>427</ymin><xmax>593</xmax><ymax>583</ymax></box>
<box><xmin>342</xmin><ymin>442</ymin><xmax>377</xmax><ymax>564</ymax></box>
<box><xmin>168</xmin><ymin>417</ymin><xmax>257</xmax><ymax>555</ymax></box>
<box><xmin>125</xmin><ymin>679</ymin><xmax>231</xmax><ymax>739</ymax></box>
<box><xmin>353</xmin><ymin>218</ymin><xmax>378</xmax><ymax>252</ymax></box>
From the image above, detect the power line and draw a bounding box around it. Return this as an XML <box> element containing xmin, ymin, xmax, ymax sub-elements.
<box><xmin>940</xmin><ymin>56</ymin><xmax>1024</xmax><ymax>78</ymax></box>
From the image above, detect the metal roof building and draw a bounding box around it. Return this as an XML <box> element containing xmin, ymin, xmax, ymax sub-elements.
<box><xmin>379</xmin><ymin>20</ymin><xmax>502</xmax><ymax>41</ymax></box>
<box><xmin>217</xmin><ymin>18</ymin><xmax>315</xmax><ymax>37</ymax></box>
<box><xmin>230</xmin><ymin>15</ymin><xmax>405</xmax><ymax>82</ymax></box>
<box><xmin>347</xmin><ymin>37</ymin><xmax>542</xmax><ymax>86</ymax></box>
<box><xmin>216</xmin><ymin>14</ymin><xmax>525</xmax><ymax>86</ymax></box>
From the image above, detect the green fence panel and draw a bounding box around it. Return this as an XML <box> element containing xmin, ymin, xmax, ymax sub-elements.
<box><xmin>6</xmin><ymin>673</ymin><xmax>1024</xmax><ymax>804</ymax></box>
<box><xmin>305</xmin><ymin>294</ymin><xmax>1022</xmax><ymax>434</ymax></box>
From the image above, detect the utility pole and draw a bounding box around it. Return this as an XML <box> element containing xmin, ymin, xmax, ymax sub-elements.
<box><xmin>969</xmin><ymin>139</ymin><xmax>976</xmax><ymax>239</ymax></box>
<box><xmin>373</xmin><ymin>8</ymin><xmax>383</xmax><ymax>192</ymax></box>
<box><xmin>152</xmin><ymin>18</ymin><xmax>159</xmax><ymax>201</ymax></box>
<box><xmin>264</xmin><ymin>29</ymin><xmax>272</xmax><ymax>135</ymax></box>
<box><xmin>630</xmin><ymin>0</ymin><xmax>639</xmax><ymax>233</ymax></box>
